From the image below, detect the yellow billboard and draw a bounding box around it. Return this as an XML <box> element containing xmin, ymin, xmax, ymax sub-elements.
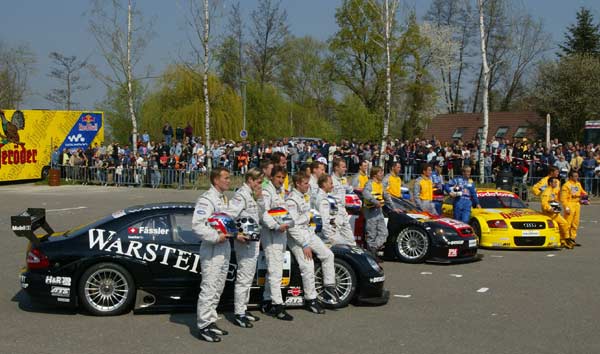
<box><xmin>0</xmin><ymin>110</ymin><xmax>104</xmax><ymax>182</ymax></box>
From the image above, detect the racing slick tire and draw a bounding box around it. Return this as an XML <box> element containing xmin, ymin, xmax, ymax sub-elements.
<box><xmin>78</xmin><ymin>262</ymin><xmax>136</xmax><ymax>316</ymax></box>
<box><xmin>315</xmin><ymin>258</ymin><xmax>357</xmax><ymax>309</ymax></box>
<box><xmin>393</xmin><ymin>226</ymin><xmax>430</xmax><ymax>263</ymax></box>
<box><xmin>470</xmin><ymin>219</ymin><xmax>482</xmax><ymax>243</ymax></box>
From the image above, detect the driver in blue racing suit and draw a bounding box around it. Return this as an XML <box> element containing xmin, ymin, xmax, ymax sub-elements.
<box><xmin>444</xmin><ymin>166</ymin><xmax>481</xmax><ymax>223</ymax></box>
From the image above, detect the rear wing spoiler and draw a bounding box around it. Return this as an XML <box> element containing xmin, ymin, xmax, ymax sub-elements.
<box><xmin>11</xmin><ymin>208</ymin><xmax>54</xmax><ymax>245</ymax></box>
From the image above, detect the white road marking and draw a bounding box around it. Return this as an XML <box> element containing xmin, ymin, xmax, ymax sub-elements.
<box><xmin>477</xmin><ymin>287</ymin><xmax>489</xmax><ymax>293</ymax></box>
<box><xmin>449</xmin><ymin>274</ymin><xmax>463</xmax><ymax>278</ymax></box>
<box><xmin>490</xmin><ymin>255</ymin><xmax>504</xmax><ymax>258</ymax></box>
<box><xmin>46</xmin><ymin>206</ymin><xmax>88</xmax><ymax>212</ymax></box>
<box><xmin>547</xmin><ymin>254</ymin><xmax>556</xmax><ymax>257</ymax></box>
<box><xmin>420</xmin><ymin>272</ymin><xmax>432</xmax><ymax>275</ymax></box>
<box><xmin>394</xmin><ymin>294</ymin><xmax>412</xmax><ymax>298</ymax></box>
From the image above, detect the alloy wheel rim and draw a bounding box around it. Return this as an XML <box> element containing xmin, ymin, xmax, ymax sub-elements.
<box><xmin>84</xmin><ymin>269</ymin><xmax>129</xmax><ymax>312</ymax></box>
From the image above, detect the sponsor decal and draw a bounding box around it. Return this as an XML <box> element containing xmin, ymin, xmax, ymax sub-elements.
<box><xmin>447</xmin><ymin>240</ymin><xmax>464</xmax><ymax>245</ymax></box>
<box><xmin>499</xmin><ymin>209</ymin><xmax>538</xmax><ymax>219</ymax></box>
<box><xmin>79</xmin><ymin>114</ymin><xmax>99</xmax><ymax>131</ymax></box>
<box><xmin>227</xmin><ymin>263</ymin><xmax>238</xmax><ymax>282</ymax></box>
<box><xmin>437</xmin><ymin>217</ymin><xmax>470</xmax><ymax>228</ymax></box>
<box><xmin>285</xmin><ymin>296</ymin><xmax>304</xmax><ymax>306</ymax></box>
<box><xmin>56</xmin><ymin>297</ymin><xmax>70</xmax><ymax>303</ymax></box>
<box><xmin>195</xmin><ymin>209</ymin><xmax>206</xmax><ymax>215</ymax></box>
<box><xmin>478</xmin><ymin>191</ymin><xmax>517</xmax><ymax>198</ymax></box>
<box><xmin>20</xmin><ymin>275</ymin><xmax>28</xmax><ymax>289</ymax></box>
<box><xmin>287</xmin><ymin>287</ymin><xmax>303</xmax><ymax>297</ymax></box>
<box><xmin>50</xmin><ymin>286</ymin><xmax>70</xmax><ymax>297</ymax></box>
<box><xmin>45</xmin><ymin>276</ymin><xmax>71</xmax><ymax>286</ymax></box>
<box><xmin>12</xmin><ymin>225</ymin><xmax>31</xmax><ymax>231</ymax></box>
<box><xmin>521</xmin><ymin>230</ymin><xmax>540</xmax><ymax>236</ymax></box>
<box><xmin>448</xmin><ymin>248</ymin><xmax>458</xmax><ymax>257</ymax></box>
<box><xmin>0</xmin><ymin>143</ymin><xmax>38</xmax><ymax>170</ymax></box>
<box><xmin>88</xmin><ymin>228</ymin><xmax>201</xmax><ymax>274</ymax></box>
<box><xmin>127</xmin><ymin>226</ymin><xmax>169</xmax><ymax>235</ymax></box>
<box><xmin>469</xmin><ymin>239</ymin><xmax>477</xmax><ymax>248</ymax></box>
<box><xmin>369</xmin><ymin>276</ymin><xmax>385</xmax><ymax>283</ymax></box>
<box><xmin>67</xmin><ymin>134</ymin><xmax>85</xmax><ymax>143</ymax></box>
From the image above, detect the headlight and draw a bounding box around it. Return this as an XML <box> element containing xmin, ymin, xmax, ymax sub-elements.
<box><xmin>433</xmin><ymin>227</ymin><xmax>458</xmax><ymax>238</ymax></box>
<box><xmin>366</xmin><ymin>254</ymin><xmax>382</xmax><ymax>272</ymax></box>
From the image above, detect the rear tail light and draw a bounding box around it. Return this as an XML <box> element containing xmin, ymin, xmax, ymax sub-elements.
<box><xmin>487</xmin><ymin>220</ymin><xmax>507</xmax><ymax>229</ymax></box>
<box><xmin>547</xmin><ymin>220</ymin><xmax>555</xmax><ymax>228</ymax></box>
<box><xmin>27</xmin><ymin>248</ymin><xmax>50</xmax><ymax>270</ymax></box>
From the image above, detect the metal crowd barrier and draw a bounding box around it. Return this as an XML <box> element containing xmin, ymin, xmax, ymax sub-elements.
<box><xmin>53</xmin><ymin>164</ymin><xmax>600</xmax><ymax>197</ymax></box>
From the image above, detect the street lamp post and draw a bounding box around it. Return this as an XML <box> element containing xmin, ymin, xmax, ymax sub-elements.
<box><xmin>241</xmin><ymin>79</ymin><xmax>247</xmax><ymax>133</ymax></box>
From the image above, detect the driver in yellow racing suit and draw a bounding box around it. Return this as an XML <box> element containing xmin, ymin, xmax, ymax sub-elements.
<box><xmin>540</xmin><ymin>177</ymin><xmax>570</xmax><ymax>249</ymax></box>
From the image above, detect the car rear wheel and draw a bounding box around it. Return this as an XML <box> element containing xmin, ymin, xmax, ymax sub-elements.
<box><xmin>79</xmin><ymin>263</ymin><xmax>135</xmax><ymax>316</ymax></box>
<box><xmin>470</xmin><ymin>220</ymin><xmax>482</xmax><ymax>243</ymax></box>
<box><xmin>394</xmin><ymin>226</ymin><xmax>430</xmax><ymax>263</ymax></box>
<box><xmin>315</xmin><ymin>258</ymin><xmax>357</xmax><ymax>308</ymax></box>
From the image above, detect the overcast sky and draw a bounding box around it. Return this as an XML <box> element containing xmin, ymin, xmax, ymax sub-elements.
<box><xmin>1</xmin><ymin>0</ymin><xmax>599</xmax><ymax>110</ymax></box>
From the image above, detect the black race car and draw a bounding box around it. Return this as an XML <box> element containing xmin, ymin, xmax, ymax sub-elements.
<box><xmin>349</xmin><ymin>196</ymin><xmax>480</xmax><ymax>264</ymax></box>
<box><xmin>12</xmin><ymin>204</ymin><xmax>388</xmax><ymax>316</ymax></box>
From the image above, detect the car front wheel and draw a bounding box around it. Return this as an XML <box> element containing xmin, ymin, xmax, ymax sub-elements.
<box><xmin>470</xmin><ymin>219</ymin><xmax>482</xmax><ymax>243</ymax></box>
<box><xmin>315</xmin><ymin>258</ymin><xmax>357</xmax><ymax>308</ymax></box>
<box><xmin>393</xmin><ymin>226</ymin><xmax>430</xmax><ymax>263</ymax></box>
<box><xmin>78</xmin><ymin>262</ymin><xmax>135</xmax><ymax>316</ymax></box>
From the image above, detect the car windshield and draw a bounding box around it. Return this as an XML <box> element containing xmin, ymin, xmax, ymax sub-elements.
<box><xmin>479</xmin><ymin>196</ymin><xmax>527</xmax><ymax>209</ymax></box>
<box><xmin>390</xmin><ymin>197</ymin><xmax>422</xmax><ymax>212</ymax></box>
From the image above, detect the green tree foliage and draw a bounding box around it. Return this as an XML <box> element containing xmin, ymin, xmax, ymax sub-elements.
<box><xmin>560</xmin><ymin>7</ymin><xmax>600</xmax><ymax>57</ymax></box>
<box><xmin>336</xmin><ymin>94</ymin><xmax>381</xmax><ymax>141</ymax></box>
<box><xmin>140</xmin><ymin>65</ymin><xmax>242</xmax><ymax>142</ymax></box>
<box><xmin>99</xmin><ymin>80</ymin><xmax>145</xmax><ymax>144</ymax></box>
<box><xmin>532</xmin><ymin>55</ymin><xmax>600</xmax><ymax>142</ymax></box>
<box><xmin>397</xmin><ymin>14</ymin><xmax>437</xmax><ymax>139</ymax></box>
<box><xmin>327</xmin><ymin>0</ymin><xmax>404</xmax><ymax>112</ymax></box>
<box><xmin>217</xmin><ymin>36</ymin><xmax>241</xmax><ymax>91</ymax></box>
<box><xmin>245</xmin><ymin>80</ymin><xmax>290</xmax><ymax>140</ymax></box>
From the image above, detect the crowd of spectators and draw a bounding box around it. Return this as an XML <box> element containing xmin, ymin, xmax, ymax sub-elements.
<box><xmin>51</xmin><ymin>121</ymin><xmax>600</xmax><ymax>196</ymax></box>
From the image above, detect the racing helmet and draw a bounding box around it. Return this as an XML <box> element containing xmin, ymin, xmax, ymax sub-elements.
<box><xmin>267</xmin><ymin>207</ymin><xmax>295</xmax><ymax>228</ymax></box>
<box><xmin>309</xmin><ymin>209</ymin><xmax>323</xmax><ymax>234</ymax></box>
<box><xmin>207</xmin><ymin>212</ymin><xmax>238</xmax><ymax>237</ymax></box>
<box><xmin>549</xmin><ymin>201</ymin><xmax>562</xmax><ymax>213</ymax></box>
<box><xmin>401</xmin><ymin>186</ymin><xmax>411</xmax><ymax>200</ymax></box>
<box><xmin>327</xmin><ymin>195</ymin><xmax>339</xmax><ymax>215</ymax></box>
<box><xmin>236</xmin><ymin>216</ymin><xmax>261</xmax><ymax>241</ymax></box>
<box><xmin>345</xmin><ymin>193</ymin><xmax>362</xmax><ymax>213</ymax></box>
<box><xmin>580</xmin><ymin>195</ymin><xmax>590</xmax><ymax>205</ymax></box>
<box><xmin>451</xmin><ymin>185</ymin><xmax>463</xmax><ymax>197</ymax></box>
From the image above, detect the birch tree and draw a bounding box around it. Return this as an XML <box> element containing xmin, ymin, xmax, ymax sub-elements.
<box><xmin>88</xmin><ymin>0</ymin><xmax>153</xmax><ymax>146</ymax></box>
<box><xmin>181</xmin><ymin>0</ymin><xmax>222</xmax><ymax>169</ymax></box>
<box><xmin>477</xmin><ymin>0</ymin><xmax>490</xmax><ymax>183</ymax></box>
<box><xmin>369</xmin><ymin>0</ymin><xmax>400</xmax><ymax>167</ymax></box>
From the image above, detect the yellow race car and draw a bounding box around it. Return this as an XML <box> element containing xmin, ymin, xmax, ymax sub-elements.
<box><xmin>442</xmin><ymin>189</ymin><xmax>561</xmax><ymax>249</ymax></box>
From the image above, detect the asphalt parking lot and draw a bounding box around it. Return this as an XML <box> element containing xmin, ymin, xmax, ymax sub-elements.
<box><xmin>1</xmin><ymin>184</ymin><xmax>599</xmax><ymax>354</ymax></box>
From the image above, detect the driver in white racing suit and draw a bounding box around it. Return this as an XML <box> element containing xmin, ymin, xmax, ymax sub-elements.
<box><xmin>331</xmin><ymin>158</ymin><xmax>357</xmax><ymax>246</ymax></box>
<box><xmin>192</xmin><ymin>167</ymin><xmax>232</xmax><ymax>342</ymax></box>
<box><xmin>287</xmin><ymin>172</ymin><xmax>338</xmax><ymax>313</ymax></box>
<box><xmin>226</xmin><ymin>168</ymin><xmax>265</xmax><ymax>328</ymax></box>
<box><xmin>259</xmin><ymin>165</ymin><xmax>293</xmax><ymax>321</ymax></box>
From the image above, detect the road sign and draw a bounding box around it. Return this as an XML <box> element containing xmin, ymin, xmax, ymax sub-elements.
<box><xmin>240</xmin><ymin>129</ymin><xmax>248</xmax><ymax>139</ymax></box>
